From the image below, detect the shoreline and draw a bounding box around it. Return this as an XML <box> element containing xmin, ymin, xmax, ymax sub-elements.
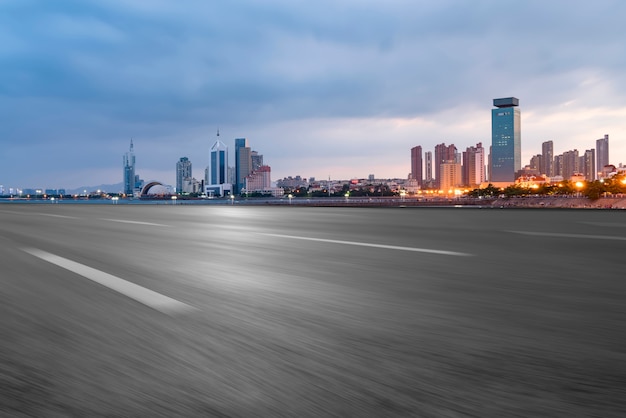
<box><xmin>2</xmin><ymin>196</ymin><xmax>626</xmax><ymax>209</ymax></box>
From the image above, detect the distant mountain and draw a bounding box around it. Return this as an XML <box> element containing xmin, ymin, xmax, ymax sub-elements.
<box><xmin>66</xmin><ymin>182</ymin><xmax>124</xmax><ymax>195</ymax></box>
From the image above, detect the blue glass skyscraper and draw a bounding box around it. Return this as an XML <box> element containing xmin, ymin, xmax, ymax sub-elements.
<box><xmin>491</xmin><ymin>97</ymin><xmax>521</xmax><ymax>182</ymax></box>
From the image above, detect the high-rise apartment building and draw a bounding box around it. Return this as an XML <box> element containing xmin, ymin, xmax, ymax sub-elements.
<box><xmin>424</xmin><ymin>152</ymin><xmax>433</xmax><ymax>183</ymax></box>
<box><xmin>462</xmin><ymin>143</ymin><xmax>485</xmax><ymax>188</ymax></box>
<box><xmin>582</xmin><ymin>149</ymin><xmax>596</xmax><ymax>182</ymax></box>
<box><xmin>209</xmin><ymin>134</ymin><xmax>229</xmax><ymax>185</ymax></box>
<box><xmin>176</xmin><ymin>157</ymin><xmax>192</xmax><ymax>193</ymax></box>
<box><xmin>434</xmin><ymin>143</ymin><xmax>457</xmax><ymax>189</ymax></box>
<box><xmin>491</xmin><ymin>97</ymin><xmax>521</xmax><ymax>182</ymax></box>
<box><xmin>596</xmin><ymin>134</ymin><xmax>609</xmax><ymax>177</ymax></box>
<box><xmin>554</xmin><ymin>155</ymin><xmax>563</xmax><ymax>177</ymax></box>
<box><xmin>561</xmin><ymin>149</ymin><xmax>579</xmax><ymax>180</ymax></box>
<box><xmin>542</xmin><ymin>141</ymin><xmax>554</xmax><ymax>177</ymax></box>
<box><xmin>439</xmin><ymin>160</ymin><xmax>462</xmax><ymax>192</ymax></box>
<box><xmin>410</xmin><ymin>146</ymin><xmax>423</xmax><ymax>186</ymax></box>
<box><xmin>235</xmin><ymin>138</ymin><xmax>251</xmax><ymax>194</ymax></box>
<box><xmin>123</xmin><ymin>140</ymin><xmax>136</xmax><ymax>195</ymax></box>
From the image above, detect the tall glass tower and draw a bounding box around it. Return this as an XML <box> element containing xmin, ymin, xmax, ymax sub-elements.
<box><xmin>123</xmin><ymin>139</ymin><xmax>135</xmax><ymax>195</ymax></box>
<box><xmin>491</xmin><ymin>97</ymin><xmax>521</xmax><ymax>182</ymax></box>
<box><xmin>209</xmin><ymin>131</ymin><xmax>229</xmax><ymax>185</ymax></box>
<box><xmin>235</xmin><ymin>138</ymin><xmax>251</xmax><ymax>194</ymax></box>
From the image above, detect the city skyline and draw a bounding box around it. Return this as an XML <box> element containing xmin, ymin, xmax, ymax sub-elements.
<box><xmin>2</xmin><ymin>1</ymin><xmax>626</xmax><ymax>189</ymax></box>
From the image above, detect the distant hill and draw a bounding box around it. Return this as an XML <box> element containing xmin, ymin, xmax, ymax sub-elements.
<box><xmin>66</xmin><ymin>182</ymin><xmax>124</xmax><ymax>195</ymax></box>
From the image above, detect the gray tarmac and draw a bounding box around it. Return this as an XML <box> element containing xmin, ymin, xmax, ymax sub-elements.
<box><xmin>1</xmin><ymin>205</ymin><xmax>625</xmax><ymax>417</ymax></box>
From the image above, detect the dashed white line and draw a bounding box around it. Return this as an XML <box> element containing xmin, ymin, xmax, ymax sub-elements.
<box><xmin>100</xmin><ymin>218</ymin><xmax>169</xmax><ymax>227</ymax></box>
<box><xmin>35</xmin><ymin>213</ymin><xmax>78</xmax><ymax>219</ymax></box>
<box><xmin>507</xmin><ymin>230</ymin><xmax>626</xmax><ymax>241</ymax></box>
<box><xmin>22</xmin><ymin>248</ymin><xmax>196</xmax><ymax>315</ymax></box>
<box><xmin>260</xmin><ymin>233</ymin><xmax>472</xmax><ymax>256</ymax></box>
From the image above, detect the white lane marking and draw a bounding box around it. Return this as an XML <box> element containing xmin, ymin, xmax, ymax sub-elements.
<box><xmin>22</xmin><ymin>248</ymin><xmax>196</xmax><ymax>315</ymax></box>
<box><xmin>507</xmin><ymin>230</ymin><xmax>626</xmax><ymax>241</ymax></box>
<box><xmin>100</xmin><ymin>218</ymin><xmax>169</xmax><ymax>227</ymax></box>
<box><xmin>35</xmin><ymin>213</ymin><xmax>78</xmax><ymax>219</ymax></box>
<box><xmin>260</xmin><ymin>233</ymin><xmax>472</xmax><ymax>256</ymax></box>
<box><xmin>579</xmin><ymin>221</ymin><xmax>626</xmax><ymax>228</ymax></box>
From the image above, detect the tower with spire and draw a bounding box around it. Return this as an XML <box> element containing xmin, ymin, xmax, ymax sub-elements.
<box><xmin>123</xmin><ymin>139</ymin><xmax>136</xmax><ymax>195</ymax></box>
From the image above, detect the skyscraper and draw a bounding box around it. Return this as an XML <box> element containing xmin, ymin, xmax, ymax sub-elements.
<box><xmin>410</xmin><ymin>146</ymin><xmax>423</xmax><ymax>186</ymax></box>
<box><xmin>123</xmin><ymin>139</ymin><xmax>135</xmax><ymax>195</ymax></box>
<box><xmin>561</xmin><ymin>149</ymin><xmax>579</xmax><ymax>180</ymax></box>
<box><xmin>462</xmin><ymin>143</ymin><xmax>485</xmax><ymax>188</ymax></box>
<box><xmin>582</xmin><ymin>149</ymin><xmax>596</xmax><ymax>182</ymax></box>
<box><xmin>434</xmin><ymin>143</ymin><xmax>457</xmax><ymax>189</ymax></box>
<box><xmin>542</xmin><ymin>140</ymin><xmax>554</xmax><ymax>177</ymax></box>
<box><xmin>424</xmin><ymin>152</ymin><xmax>433</xmax><ymax>183</ymax></box>
<box><xmin>176</xmin><ymin>157</ymin><xmax>192</xmax><ymax>193</ymax></box>
<box><xmin>491</xmin><ymin>97</ymin><xmax>521</xmax><ymax>182</ymax></box>
<box><xmin>596</xmin><ymin>134</ymin><xmax>609</xmax><ymax>177</ymax></box>
<box><xmin>251</xmin><ymin>151</ymin><xmax>264</xmax><ymax>172</ymax></box>
<box><xmin>235</xmin><ymin>138</ymin><xmax>251</xmax><ymax>194</ymax></box>
<box><xmin>209</xmin><ymin>132</ymin><xmax>229</xmax><ymax>185</ymax></box>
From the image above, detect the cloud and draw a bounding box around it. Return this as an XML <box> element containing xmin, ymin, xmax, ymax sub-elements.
<box><xmin>1</xmin><ymin>0</ymin><xmax>626</xmax><ymax>188</ymax></box>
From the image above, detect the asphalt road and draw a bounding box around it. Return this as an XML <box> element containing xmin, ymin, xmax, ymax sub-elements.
<box><xmin>1</xmin><ymin>205</ymin><xmax>625</xmax><ymax>417</ymax></box>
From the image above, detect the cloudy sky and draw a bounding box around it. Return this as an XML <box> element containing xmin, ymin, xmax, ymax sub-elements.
<box><xmin>2</xmin><ymin>0</ymin><xmax>626</xmax><ymax>190</ymax></box>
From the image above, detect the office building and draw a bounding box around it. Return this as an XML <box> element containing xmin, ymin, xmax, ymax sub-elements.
<box><xmin>251</xmin><ymin>151</ymin><xmax>264</xmax><ymax>172</ymax></box>
<box><xmin>123</xmin><ymin>139</ymin><xmax>136</xmax><ymax>195</ymax></box>
<box><xmin>542</xmin><ymin>141</ymin><xmax>554</xmax><ymax>177</ymax></box>
<box><xmin>410</xmin><ymin>146</ymin><xmax>423</xmax><ymax>186</ymax></box>
<box><xmin>209</xmin><ymin>133</ymin><xmax>229</xmax><ymax>185</ymax></box>
<box><xmin>491</xmin><ymin>97</ymin><xmax>521</xmax><ymax>182</ymax></box>
<box><xmin>235</xmin><ymin>138</ymin><xmax>251</xmax><ymax>194</ymax></box>
<box><xmin>176</xmin><ymin>157</ymin><xmax>192</xmax><ymax>194</ymax></box>
<box><xmin>596</xmin><ymin>134</ymin><xmax>609</xmax><ymax>177</ymax></box>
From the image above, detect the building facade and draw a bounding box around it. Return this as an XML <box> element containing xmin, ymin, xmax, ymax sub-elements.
<box><xmin>176</xmin><ymin>157</ymin><xmax>192</xmax><ymax>193</ymax></box>
<box><xmin>439</xmin><ymin>160</ymin><xmax>462</xmax><ymax>192</ymax></box>
<box><xmin>245</xmin><ymin>165</ymin><xmax>272</xmax><ymax>192</ymax></box>
<box><xmin>491</xmin><ymin>97</ymin><xmax>521</xmax><ymax>182</ymax></box>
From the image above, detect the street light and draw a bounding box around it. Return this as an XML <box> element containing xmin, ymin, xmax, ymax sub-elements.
<box><xmin>111</xmin><ymin>196</ymin><xmax>119</xmax><ymax>204</ymax></box>
<box><xmin>230</xmin><ymin>194</ymin><xmax>235</xmax><ymax>205</ymax></box>
<box><xmin>288</xmin><ymin>194</ymin><xmax>293</xmax><ymax>205</ymax></box>
<box><xmin>171</xmin><ymin>195</ymin><xmax>177</xmax><ymax>205</ymax></box>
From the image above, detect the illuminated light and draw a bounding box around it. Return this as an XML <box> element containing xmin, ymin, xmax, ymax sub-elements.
<box><xmin>575</xmin><ymin>181</ymin><xmax>584</xmax><ymax>189</ymax></box>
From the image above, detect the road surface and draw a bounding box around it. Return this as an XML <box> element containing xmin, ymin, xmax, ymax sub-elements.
<box><xmin>1</xmin><ymin>205</ymin><xmax>624</xmax><ymax>417</ymax></box>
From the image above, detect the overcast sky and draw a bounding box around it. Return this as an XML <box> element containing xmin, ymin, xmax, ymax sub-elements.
<box><xmin>2</xmin><ymin>0</ymin><xmax>626</xmax><ymax>190</ymax></box>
